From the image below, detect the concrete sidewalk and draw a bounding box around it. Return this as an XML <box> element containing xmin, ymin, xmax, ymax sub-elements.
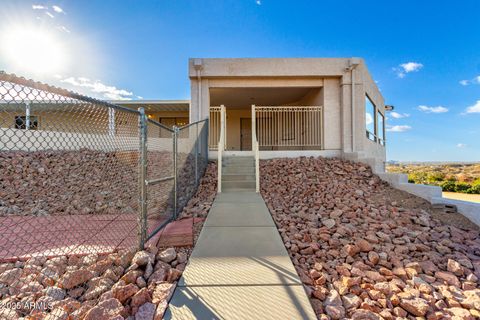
<box><xmin>165</xmin><ymin>191</ymin><xmax>316</xmax><ymax>320</ymax></box>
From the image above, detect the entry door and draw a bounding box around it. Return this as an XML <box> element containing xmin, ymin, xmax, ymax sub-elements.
<box><xmin>240</xmin><ymin>118</ymin><xmax>252</xmax><ymax>151</ymax></box>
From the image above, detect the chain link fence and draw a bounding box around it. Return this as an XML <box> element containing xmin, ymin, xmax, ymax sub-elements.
<box><xmin>0</xmin><ymin>72</ymin><xmax>209</xmax><ymax>263</ymax></box>
<box><xmin>0</xmin><ymin>72</ymin><xmax>210</xmax><ymax>319</ymax></box>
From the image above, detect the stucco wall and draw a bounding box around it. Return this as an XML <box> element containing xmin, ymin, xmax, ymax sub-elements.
<box><xmin>190</xmin><ymin>57</ymin><xmax>386</xmax><ymax>165</ymax></box>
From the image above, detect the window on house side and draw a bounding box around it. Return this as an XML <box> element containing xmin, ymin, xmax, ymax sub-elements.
<box><xmin>15</xmin><ymin>116</ymin><xmax>38</xmax><ymax>130</ymax></box>
<box><xmin>159</xmin><ymin>117</ymin><xmax>189</xmax><ymax>138</ymax></box>
<box><xmin>377</xmin><ymin>110</ymin><xmax>385</xmax><ymax>146</ymax></box>
<box><xmin>365</xmin><ymin>95</ymin><xmax>376</xmax><ymax>141</ymax></box>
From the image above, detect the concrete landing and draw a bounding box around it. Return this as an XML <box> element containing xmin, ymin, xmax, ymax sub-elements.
<box><xmin>165</xmin><ymin>191</ymin><xmax>316</xmax><ymax>320</ymax></box>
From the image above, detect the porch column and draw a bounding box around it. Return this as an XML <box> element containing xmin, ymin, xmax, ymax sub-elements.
<box><xmin>251</xmin><ymin>104</ymin><xmax>256</xmax><ymax>148</ymax></box>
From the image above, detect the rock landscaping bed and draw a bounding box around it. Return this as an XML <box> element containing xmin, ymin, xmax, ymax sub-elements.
<box><xmin>0</xmin><ymin>162</ymin><xmax>217</xmax><ymax>320</ymax></box>
<box><xmin>261</xmin><ymin>157</ymin><xmax>480</xmax><ymax>320</ymax></box>
<box><xmin>0</xmin><ymin>149</ymin><xmax>205</xmax><ymax>218</ymax></box>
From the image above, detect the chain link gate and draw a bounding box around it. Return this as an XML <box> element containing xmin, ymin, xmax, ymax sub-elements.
<box><xmin>0</xmin><ymin>71</ymin><xmax>209</xmax><ymax>261</ymax></box>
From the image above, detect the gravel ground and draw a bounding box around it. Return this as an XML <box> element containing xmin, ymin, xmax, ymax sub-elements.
<box><xmin>0</xmin><ymin>149</ymin><xmax>205</xmax><ymax>218</ymax></box>
<box><xmin>0</xmin><ymin>162</ymin><xmax>217</xmax><ymax>320</ymax></box>
<box><xmin>261</xmin><ymin>157</ymin><xmax>480</xmax><ymax>320</ymax></box>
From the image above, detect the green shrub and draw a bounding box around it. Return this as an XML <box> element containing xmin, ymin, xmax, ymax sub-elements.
<box><xmin>455</xmin><ymin>182</ymin><xmax>471</xmax><ymax>193</ymax></box>
<box><xmin>427</xmin><ymin>172</ymin><xmax>445</xmax><ymax>184</ymax></box>
<box><xmin>408</xmin><ymin>172</ymin><xmax>428</xmax><ymax>185</ymax></box>
<box><xmin>440</xmin><ymin>180</ymin><xmax>456</xmax><ymax>192</ymax></box>
<box><xmin>466</xmin><ymin>184</ymin><xmax>480</xmax><ymax>194</ymax></box>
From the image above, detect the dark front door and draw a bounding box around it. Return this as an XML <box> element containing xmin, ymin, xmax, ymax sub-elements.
<box><xmin>240</xmin><ymin>118</ymin><xmax>252</xmax><ymax>151</ymax></box>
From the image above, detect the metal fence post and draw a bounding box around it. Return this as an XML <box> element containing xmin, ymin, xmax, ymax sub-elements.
<box><xmin>195</xmin><ymin>123</ymin><xmax>199</xmax><ymax>184</ymax></box>
<box><xmin>138</xmin><ymin>107</ymin><xmax>148</xmax><ymax>250</ymax></box>
<box><xmin>205</xmin><ymin>119</ymin><xmax>209</xmax><ymax>161</ymax></box>
<box><xmin>173</xmin><ymin>125</ymin><xmax>179</xmax><ymax>219</ymax></box>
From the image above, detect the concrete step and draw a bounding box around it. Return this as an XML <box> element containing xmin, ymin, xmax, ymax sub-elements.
<box><xmin>223</xmin><ymin>160</ymin><xmax>255</xmax><ymax>167</ymax></box>
<box><xmin>222</xmin><ymin>174</ymin><xmax>256</xmax><ymax>181</ymax></box>
<box><xmin>222</xmin><ymin>180</ymin><xmax>256</xmax><ymax>190</ymax></box>
<box><xmin>223</xmin><ymin>156</ymin><xmax>254</xmax><ymax>160</ymax></box>
<box><xmin>222</xmin><ymin>167</ymin><xmax>255</xmax><ymax>174</ymax></box>
<box><xmin>223</xmin><ymin>156</ymin><xmax>254</xmax><ymax>163</ymax></box>
<box><xmin>220</xmin><ymin>188</ymin><xmax>257</xmax><ymax>193</ymax></box>
<box><xmin>432</xmin><ymin>203</ymin><xmax>458</xmax><ymax>214</ymax></box>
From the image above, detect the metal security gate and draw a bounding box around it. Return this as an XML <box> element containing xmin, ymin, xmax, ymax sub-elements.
<box><xmin>253</xmin><ymin>105</ymin><xmax>324</xmax><ymax>150</ymax></box>
<box><xmin>209</xmin><ymin>106</ymin><xmax>221</xmax><ymax>150</ymax></box>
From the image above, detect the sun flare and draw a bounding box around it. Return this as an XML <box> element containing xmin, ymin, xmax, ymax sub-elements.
<box><xmin>1</xmin><ymin>25</ymin><xmax>67</xmax><ymax>75</ymax></box>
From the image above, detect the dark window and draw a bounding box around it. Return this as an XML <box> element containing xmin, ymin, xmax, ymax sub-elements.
<box><xmin>159</xmin><ymin>117</ymin><xmax>189</xmax><ymax>138</ymax></box>
<box><xmin>159</xmin><ymin>117</ymin><xmax>189</xmax><ymax>128</ymax></box>
<box><xmin>15</xmin><ymin>116</ymin><xmax>38</xmax><ymax>130</ymax></box>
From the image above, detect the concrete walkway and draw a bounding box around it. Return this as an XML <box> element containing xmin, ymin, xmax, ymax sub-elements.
<box><xmin>165</xmin><ymin>191</ymin><xmax>316</xmax><ymax>319</ymax></box>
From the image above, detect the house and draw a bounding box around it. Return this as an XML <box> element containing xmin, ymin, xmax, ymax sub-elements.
<box><xmin>115</xmin><ymin>58</ymin><xmax>388</xmax><ymax>172</ymax></box>
<box><xmin>1</xmin><ymin>58</ymin><xmax>388</xmax><ymax>172</ymax></box>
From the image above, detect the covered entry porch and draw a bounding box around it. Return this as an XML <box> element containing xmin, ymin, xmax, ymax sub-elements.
<box><xmin>208</xmin><ymin>87</ymin><xmax>324</xmax><ymax>153</ymax></box>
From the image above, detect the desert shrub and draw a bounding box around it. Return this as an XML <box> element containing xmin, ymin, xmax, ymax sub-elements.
<box><xmin>440</xmin><ymin>180</ymin><xmax>457</xmax><ymax>192</ymax></box>
<box><xmin>466</xmin><ymin>184</ymin><xmax>480</xmax><ymax>194</ymax></box>
<box><xmin>427</xmin><ymin>172</ymin><xmax>445</xmax><ymax>184</ymax></box>
<box><xmin>408</xmin><ymin>172</ymin><xmax>428</xmax><ymax>185</ymax></box>
<box><xmin>455</xmin><ymin>182</ymin><xmax>472</xmax><ymax>193</ymax></box>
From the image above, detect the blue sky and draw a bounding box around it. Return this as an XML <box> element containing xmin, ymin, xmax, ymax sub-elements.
<box><xmin>0</xmin><ymin>0</ymin><xmax>479</xmax><ymax>162</ymax></box>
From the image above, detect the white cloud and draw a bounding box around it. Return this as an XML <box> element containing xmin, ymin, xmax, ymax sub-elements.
<box><xmin>459</xmin><ymin>75</ymin><xmax>480</xmax><ymax>86</ymax></box>
<box><xmin>52</xmin><ymin>5</ymin><xmax>65</xmax><ymax>14</ymax></box>
<box><xmin>390</xmin><ymin>112</ymin><xmax>410</xmax><ymax>119</ymax></box>
<box><xmin>256</xmin><ymin>0</ymin><xmax>262</xmax><ymax>4</ymax></box>
<box><xmin>386</xmin><ymin>125</ymin><xmax>412</xmax><ymax>132</ymax></box>
<box><xmin>61</xmin><ymin>77</ymin><xmax>134</xmax><ymax>100</ymax></box>
<box><xmin>417</xmin><ymin>105</ymin><xmax>449</xmax><ymax>113</ymax></box>
<box><xmin>32</xmin><ymin>5</ymin><xmax>46</xmax><ymax>10</ymax></box>
<box><xmin>365</xmin><ymin>113</ymin><xmax>373</xmax><ymax>125</ymax></box>
<box><xmin>457</xmin><ymin>143</ymin><xmax>467</xmax><ymax>148</ymax></box>
<box><xmin>465</xmin><ymin>100</ymin><xmax>480</xmax><ymax>114</ymax></box>
<box><xmin>45</xmin><ymin>12</ymin><xmax>55</xmax><ymax>18</ymax></box>
<box><xmin>401</xmin><ymin>62</ymin><xmax>423</xmax><ymax>72</ymax></box>
<box><xmin>394</xmin><ymin>62</ymin><xmax>423</xmax><ymax>78</ymax></box>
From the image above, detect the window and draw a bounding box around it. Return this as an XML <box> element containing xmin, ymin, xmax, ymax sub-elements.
<box><xmin>159</xmin><ymin>117</ymin><xmax>189</xmax><ymax>138</ymax></box>
<box><xmin>365</xmin><ymin>95</ymin><xmax>376</xmax><ymax>141</ymax></box>
<box><xmin>15</xmin><ymin>116</ymin><xmax>38</xmax><ymax>130</ymax></box>
<box><xmin>377</xmin><ymin>110</ymin><xmax>385</xmax><ymax>145</ymax></box>
<box><xmin>159</xmin><ymin>117</ymin><xmax>189</xmax><ymax>128</ymax></box>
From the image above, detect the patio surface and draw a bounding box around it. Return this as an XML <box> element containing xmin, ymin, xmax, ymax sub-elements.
<box><xmin>165</xmin><ymin>191</ymin><xmax>316</xmax><ymax>319</ymax></box>
<box><xmin>0</xmin><ymin>214</ymin><xmax>168</xmax><ymax>262</ymax></box>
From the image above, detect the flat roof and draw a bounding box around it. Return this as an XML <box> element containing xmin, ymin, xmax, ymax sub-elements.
<box><xmin>110</xmin><ymin>100</ymin><xmax>190</xmax><ymax>112</ymax></box>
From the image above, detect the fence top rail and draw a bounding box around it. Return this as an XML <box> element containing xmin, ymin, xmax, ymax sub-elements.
<box><xmin>178</xmin><ymin>118</ymin><xmax>208</xmax><ymax>130</ymax></box>
<box><xmin>255</xmin><ymin>105</ymin><xmax>323</xmax><ymax>110</ymax></box>
<box><xmin>146</xmin><ymin>118</ymin><xmax>175</xmax><ymax>132</ymax></box>
<box><xmin>0</xmin><ymin>71</ymin><xmax>140</xmax><ymax>115</ymax></box>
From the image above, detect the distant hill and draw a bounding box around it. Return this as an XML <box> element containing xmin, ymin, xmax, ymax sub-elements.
<box><xmin>386</xmin><ymin>162</ymin><xmax>480</xmax><ymax>194</ymax></box>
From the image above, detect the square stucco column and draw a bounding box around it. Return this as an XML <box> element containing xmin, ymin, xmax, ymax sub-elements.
<box><xmin>340</xmin><ymin>77</ymin><xmax>353</xmax><ymax>153</ymax></box>
<box><xmin>323</xmin><ymin>79</ymin><xmax>342</xmax><ymax>150</ymax></box>
<box><xmin>190</xmin><ymin>78</ymin><xmax>210</xmax><ymax>122</ymax></box>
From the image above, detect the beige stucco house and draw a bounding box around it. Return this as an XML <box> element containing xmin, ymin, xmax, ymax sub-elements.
<box><xmin>1</xmin><ymin>58</ymin><xmax>388</xmax><ymax>172</ymax></box>
<box><xmin>115</xmin><ymin>58</ymin><xmax>388</xmax><ymax>172</ymax></box>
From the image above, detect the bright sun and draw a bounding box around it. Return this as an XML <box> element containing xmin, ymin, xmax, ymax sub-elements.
<box><xmin>1</xmin><ymin>25</ymin><xmax>67</xmax><ymax>75</ymax></box>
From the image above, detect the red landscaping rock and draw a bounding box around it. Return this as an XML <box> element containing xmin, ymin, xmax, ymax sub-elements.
<box><xmin>0</xmin><ymin>162</ymin><xmax>217</xmax><ymax>319</ymax></box>
<box><xmin>260</xmin><ymin>156</ymin><xmax>480</xmax><ymax>319</ymax></box>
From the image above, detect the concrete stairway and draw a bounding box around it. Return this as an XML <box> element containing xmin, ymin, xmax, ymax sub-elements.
<box><xmin>222</xmin><ymin>156</ymin><xmax>256</xmax><ymax>191</ymax></box>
